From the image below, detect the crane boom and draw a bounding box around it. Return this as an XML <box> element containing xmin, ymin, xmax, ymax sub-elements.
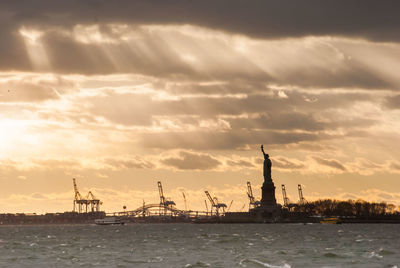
<box><xmin>158</xmin><ymin>181</ymin><xmax>165</xmax><ymax>205</ymax></box>
<box><xmin>227</xmin><ymin>200</ymin><xmax>233</xmax><ymax>212</ymax></box>
<box><xmin>246</xmin><ymin>181</ymin><xmax>260</xmax><ymax>209</ymax></box>
<box><xmin>157</xmin><ymin>181</ymin><xmax>175</xmax><ymax>209</ymax></box>
<box><xmin>73</xmin><ymin>178</ymin><xmax>82</xmax><ymax>200</ymax></box>
<box><xmin>205</xmin><ymin>191</ymin><xmax>226</xmax><ymax>216</ymax></box>
<box><xmin>247</xmin><ymin>181</ymin><xmax>255</xmax><ymax>204</ymax></box>
<box><xmin>205</xmin><ymin>191</ymin><xmax>215</xmax><ymax>206</ymax></box>
<box><xmin>281</xmin><ymin>184</ymin><xmax>289</xmax><ymax>207</ymax></box>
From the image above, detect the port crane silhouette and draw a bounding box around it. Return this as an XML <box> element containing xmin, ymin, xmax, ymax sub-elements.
<box><xmin>298</xmin><ymin>184</ymin><xmax>306</xmax><ymax>205</ymax></box>
<box><xmin>158</xmin><ymin>181</ymin><xmax>176</xmax><ymax>215</ymax></box>
<box><xmin>247</xmin><ymin>181</ymin><xmax>260</xmax><ymax>210</ymax></box>
<box><xmin>73</xmin><ymin>178</ymin><xmax>102</xmax><ymax>213</ymax></box>
<box><xmin>205</xmin><ymin>191</ymin><xmax>227</xmax><ymax>216</ymax></box>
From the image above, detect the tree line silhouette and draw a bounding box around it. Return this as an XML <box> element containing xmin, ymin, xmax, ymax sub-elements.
<box><xmin>291</xmin><ymin>199</ymin><xmax>399</xmax><ymax>218</ymax></box>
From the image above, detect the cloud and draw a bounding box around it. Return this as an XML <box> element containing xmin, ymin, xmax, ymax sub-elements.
<box><xmin>104</xmin><ymin>157</ymin><xmax>154</xmax><ymax>170</ymax></box>
<box><xmin>88</xmin><ymin>93</ymin><xmax>153</xmax><ymax>126</ymax></box>
<box><xmin>1</xmin><ymin>0</ymin><xmax>400</xmax><ymax>42</ymax></box>
<box><xmin>229</xmin><ymin>112</ymin><xmax>326</xmax><ymax>131</ymax></box>
<box><xmin>313</xmin><ymin>156</ymin><xmax>347</xmax><ymax>171</ymax></box>
<box><xmin>390</xmin><ymin>161</ymin><xmax>400</xmax><ymax>171</ymax></box>
<box><xmin>33</xmin><ymin>158</ymin><xmax>82</xmax><ymax>170</ymax></box>
<box><xmin>273</xmin><ymin>156</ymin><xmax>305</xmax><ymax>170</ymax></box>
<box><xmin>0</xmin><ymin>22</ymin><xmax>399</xmax><ymax>91</ymax></box>
<box><xmin>161</xmin><ymin>151</ymin><xmax>221</xmax><ymax>170</ymax></box>
<box><xmin>141</xmin><ymin>130</ymin><xmax>322</xmax><ymax>150</ymax></box>
<box><xmin>346</xmin><ymin>158</ymin><xmax>384</xmax><ymax>176</ymax></box>
<box><xmin>0</xmin><ymin>79</ymin><xmax>59</xmax><ymax>102</ymax></box>
<box><xmin>384</xmin><ymin>94</ymin><xmax>400</xmax><ymax>109</ymax></box>
<box><xmin>226</xmin><ymin>159</ymin><xmax>255</xmax><ymax>168</ymax></box>
<box><xmin>0</xmin><ymin>22</ymin><xmax>31</xmax><ymax>71</ymax></box>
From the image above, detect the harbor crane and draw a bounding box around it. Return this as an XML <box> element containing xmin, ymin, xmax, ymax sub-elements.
<box><xmin>281</xmin><ymin>184</ymin><xmax>290</xmax><ymax>207</ymax></box>
<box><xmin>73</xmin><ymin>178</ymin><xmax>84</xmax><ymax>213</ymax></box>
<box><xmin>281</xmin><ymin>184</ymin><xmax>296</xmax><ymax>211</ymax></box>
<box><xmin>247</xmin><ymin>181</ymin><xmax>260</xmax><ymax>210</ymax></box>
<box><xmin>205</xmin><ymin>191</ymin><xmax>227</xmax><ymax>217</ymax></box>
<box><xmin>73</xmin><ymin>178</ymin><xmax>102</xmax><ymax>213</ymax></box>
<box><xmin>158</xmin><ymin>181</ymin><xmax>175</xmax><ymax>215</ymax></box>
<box><xmin>298</xmin><ymin>184</ymin><xmax>306</xmax><ymax>205</ymax></box>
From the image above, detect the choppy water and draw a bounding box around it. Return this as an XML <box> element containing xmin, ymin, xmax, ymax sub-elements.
<box><xmin>0</xmin><ymin>223</ymin><xmax>398</xmax><ymax>267</ymax></box>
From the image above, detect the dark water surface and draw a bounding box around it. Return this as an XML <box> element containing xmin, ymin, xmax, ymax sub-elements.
<box><xmin>0</xmin><ymin>223</ymin><xmax>398</xmax><ymax>267</ymax></box>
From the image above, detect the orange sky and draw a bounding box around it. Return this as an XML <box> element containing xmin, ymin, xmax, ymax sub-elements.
<box><xmin>0</xmin><ymin>1</ymin><xmax>400</xmax><ymax>213</ymax></box>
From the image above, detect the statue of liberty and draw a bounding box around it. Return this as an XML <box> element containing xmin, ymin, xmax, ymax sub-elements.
<box><xmin>261</xmin><ymin>145</ymin><xmax>272</xmax><ymax>184</ymax></box>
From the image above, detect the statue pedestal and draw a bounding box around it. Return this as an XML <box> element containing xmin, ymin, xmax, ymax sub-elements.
<box><xmin>251</xmin><ymin>181</ymin><xmax>280</xmax><ymax>222</ymax></box>
<box><xmin>261</xmin><ymin>182</ymin><xmax>277</xmax><ymax>208</ymax></box>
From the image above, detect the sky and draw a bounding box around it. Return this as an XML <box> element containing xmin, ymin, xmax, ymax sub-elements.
<box><xmin>1</xmin><ymin>0</ymin><xmax>400</xmax><ymax>213</ymax></box>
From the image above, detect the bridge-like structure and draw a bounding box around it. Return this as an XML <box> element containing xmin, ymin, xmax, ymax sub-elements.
<box><xmin>106</xmin><ymin>203</ymin><xmax>209</xmax><ymax>218</ymax></box>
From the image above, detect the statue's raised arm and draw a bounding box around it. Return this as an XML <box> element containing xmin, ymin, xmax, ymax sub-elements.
<box><xmin>261</xmin><ymin>144</ymin><xmax>266</xmax><ymax>156</ymax></box>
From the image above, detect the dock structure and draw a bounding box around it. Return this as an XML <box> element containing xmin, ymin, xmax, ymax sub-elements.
<box><xmin>108</xmin><ymin>181</ymin><xmax>209</xmax><ymax>221</ymax></box>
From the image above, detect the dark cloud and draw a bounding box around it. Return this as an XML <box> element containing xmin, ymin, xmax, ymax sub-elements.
<box><xmin>87</xmin><ymin>91</ymin><xmax>375</xmax><ymax>132</ymax></box>
<box><xmin>142</xmin><ymin>130</ymin><xmax>322</xmax><ymax>150</ymax></box>
<box><xmin>273</xmin><ymin>157</ymin><xmax>305</xmax><ymax>170</ymax></box>
<box><xmin>156</xmin><ymin>91</ymin><xmax>373</xmax><ymax>117</ymax></box>
<box><xmin>0</xmin><ymin>1</ymin><xmax>397</xmax><ymax>91</ymax></box>
<box><xmin>390</xmin><ymin>162</ymin><xmax>400</xmax><ymax>171</ymax></box>
<box><xmin>1</xmin><ymin>0</ymin><xmax>399</xmax><ymax>42</ymax></box>
<box><xmin>384</xmin><ymin>95</ymin><xmax>400</xmax><ymax>110</ymax></box>
<box><xmin>229</xmin><ymin>113</ymin><xmax>326</xmax><ymax>131</ymax></box>
<box><xmin>274</xmin><ymin>59</ymin><xmax>391</xmax><ymax>89</ymax></box>
<box><xmin>104</xmin><ymin>158</ymin><xmax>154</xmax><ymax>169</ymax></box>
<box><xmin>42</xmin><ymin>29</ymin><xmax>200</xmax><ymax>77</ymax></box>
<box><xmin>0</xmin><ymin>17</ymin><xmax>31</xmax><ymax>70</ymax></box>
<box><xmin>161</xmin><ymin>151</ymin><xmax>221</xmax><ymax>170</ymax></box>
<box><xmin>166</xmin><ymin>81</ymin><xmax>269</xmax><ymax>95</ymax></box>
<box><xmin>286</xmin><ymin>142</ymin><xmax>336</xmax><ymax>152</ymax></box>
<box><xmin>313</xmin><ymin>156</ymin><xmax>347</xmax><ymax>171</ymax></box>
<box><xmin>226</xmin><ymin>159</ymin><xmax>255</xmax><ymax>168</ymax></box>
<box><xmin>81</xmin><ymin>90</ymin><xmax>380</xmax><ymax>152</ymax></box>
<box><xmin>1</xmin><ymin>28</ymin><xmax>392</xmax><ymax>89</ymax></box>
<box><xmin>0</xmin><ymin>79</ymin><xmax>62</xmax><ymax>102</ymax></box>
<box><xmin>43</xmin><ymin>31</ymin><xmax>115</xmax><ymax>75</ymax></box>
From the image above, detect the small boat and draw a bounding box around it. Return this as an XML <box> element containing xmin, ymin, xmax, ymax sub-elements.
<box><xmin>320</xmin><ymin>217</ymin><xmax>342</xmax><ymax>224</ymax></box>
<box><xmin>95</xmin><ymin>217</ymin><xmax>125</xmax><ymax>225</ymax></box>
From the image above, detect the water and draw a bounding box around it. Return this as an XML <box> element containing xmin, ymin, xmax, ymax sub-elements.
<box><xmin>0</xmin><ymin>224</ymin><xmax>398</xmax><ymax>267</ymax></box>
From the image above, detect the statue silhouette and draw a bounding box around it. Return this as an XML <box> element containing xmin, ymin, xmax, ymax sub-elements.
<box><xmin>261</xmin><ymin>145</ymin><xmax>272</xmax><ymax>184</ymax></box>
